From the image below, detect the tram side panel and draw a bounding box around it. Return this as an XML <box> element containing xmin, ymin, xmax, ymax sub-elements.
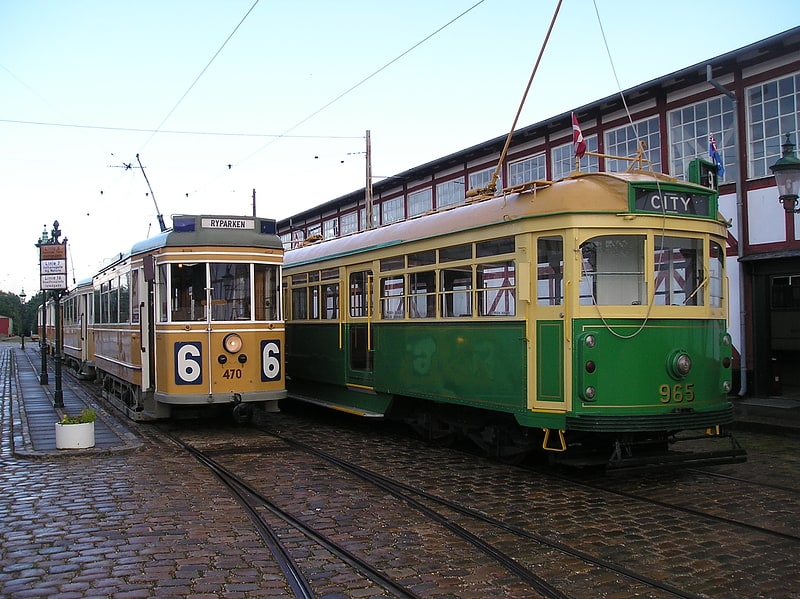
<box><xmin>372</xmin><ymin>321</ymin><xmax>527</xmax><ymax>411</ymax></box>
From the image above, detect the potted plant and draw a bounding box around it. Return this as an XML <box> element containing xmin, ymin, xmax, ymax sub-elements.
<box><xmin>55</xmin><ymin>407</ymin><xmax>97</xmax><ymax>449</ymax></box>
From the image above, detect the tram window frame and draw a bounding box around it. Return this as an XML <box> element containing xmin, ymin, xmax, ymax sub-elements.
<box><xmin>321</xmin><ymin>268</ymin><xmax>340</xmax><ymax>320</ymax></box>
<box><xmin>170</xmin><ymin>263</ymin><xmax>208</xmax><ymax>322</ymax></box>
<box><xmin>537</xmin><ymin>236</ymin><xmax>564</xmax><ymax>306</ymax></box>
<box><xmin>380</xmin><ymin>275</ymin><xmax>405</xmax><ymax>319</ymax></box>
<box><xmin>477</xmin><ymin>261</ymin><xmax>516</xmax><ymax>316</ymax></box>
<box><xmin>408</xmin><ymin>270</ymin><xmax>436</xmax><ymax>318</ymax></box>
<box><xmin>119</xmin><ymin>272</ymin><xmax>130</xmax><ymax>323</ymax></box>
<box><xmin>292</xmin><ymin>285</ymin><xmax>308</xmax><ymax>320</ymax></box>
<box><xmin>349</xmin><ymin>270</ymin><xmax>372</xmax><ymax>318</ymax></box>
<box><xmin>408</xmin><ymin>250</ymin><xmax>436</xmax><ymax>267</ymax></box>
<box><xmin>209</xmin><ymin>262</ymin><xmax>252</xmax><ymax>321</ymax></box>
<box><xmin>654</xmin><ymin>236</ymin><xmax>705</xmax><ymax>306</ymax></box>
<box><xmin>580</xmin><ymin>235</ymin><xmax>646</xmax><ymax>306</ymax></box>
<box><xmin>381</xmin><ymin>256</ymin><xmax>404</xmax><ymax>272</ymax></box>
<box><xmin>254</xmin><ymin>264</ymin><xmax>279</xmax><ymax>321</ymax></box>
<box><xmin>709</xmin><ymin>241</ymin><xmax>724</xmax><ymax>308</ymax></box>
<box><xmin>441</xmin><ymin>265</ymin><xmax>473</xmax><ymax>317</ymax></box>
<box><xmin>111</xmin><ymin>276</ymin><xmax>121</xmax><ymax>323</ymax></box>
<box><xmin>439</xmin><ymin>243</ymin><xmax>472</xmax><ymax>262</ymax></box>
<box><xmin>477</xmin><ymin>236</ymin><xmax>515</xmax><ymax>258</ymax></box>
<box><xmin>157</xmin><ymin>263</ymin><xmax>168</xmax><ymax>322</ymax></box>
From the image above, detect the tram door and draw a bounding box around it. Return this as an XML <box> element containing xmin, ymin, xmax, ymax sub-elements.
<box><xmin>140</xmin><ymin>258</ymin><xmax>156</xmax><ymax>391</ymax></box>
<box><xmin>345</xmin><ymin>265</ymin><xmax>374</xmax><ymax>387</ymax></box>
<box><xmin>532</xmin><ymin>235</ymin><xmax>567</xmax><ymax>410</ymax></box>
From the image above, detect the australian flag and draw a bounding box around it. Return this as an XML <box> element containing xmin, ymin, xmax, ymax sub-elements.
<box><xmin>709</xmin><ymin>135</ymin><xmax>725</xmax><ymax>178</ymax></box>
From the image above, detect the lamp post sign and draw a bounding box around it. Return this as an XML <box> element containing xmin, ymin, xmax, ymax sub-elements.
<box><xmin>39</xmin><ymin>243</ymin><xmax>67</xmax><ymax>290</ymax></box>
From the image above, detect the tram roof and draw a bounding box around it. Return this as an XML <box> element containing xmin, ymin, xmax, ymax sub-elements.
<box><xmin>129</xmin><ymin>214</ymin><xmax>283</xmax><ymax>256</ymax></box>
<box><xmin>284</xmin><ymin>171</ymin><xmax>705</xmax><ymax>268</ymax></box>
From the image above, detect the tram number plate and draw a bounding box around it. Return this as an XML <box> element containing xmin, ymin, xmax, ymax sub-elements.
<box><xmin>658</xmin><ymin>383</ymin><xmax>695</xmax><ymax>403</ymax></box>
<box><xmin>222</xmin><ymin>369</ymin><xmax>243</xmax><ymax>379</ymax></box>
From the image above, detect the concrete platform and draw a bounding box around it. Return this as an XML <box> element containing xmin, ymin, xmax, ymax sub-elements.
<box><xmin>4</xmin><ymin>343</ymin><xmax>141</xmax><ymax>457</ymax></box>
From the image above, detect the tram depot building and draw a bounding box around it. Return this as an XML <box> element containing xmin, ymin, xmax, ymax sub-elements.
<box><xmin>277</xmin><ymin>26</ymin><xmax>800</xmax><ymax>402</ymax></box>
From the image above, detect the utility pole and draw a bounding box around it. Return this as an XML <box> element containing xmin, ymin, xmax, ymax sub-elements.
<box><xmin>365</xmin><ymin>130</ymin><xmax>374</xmax><ymax>230</ymax></box>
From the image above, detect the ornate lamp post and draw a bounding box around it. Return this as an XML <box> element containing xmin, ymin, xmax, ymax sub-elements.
<box><xmin>19</xmin><ymin>289</ymin><xmax>26</xmax><ymax>349</ymax></box>
<box><xmin>769</xmin><ymin>133</ymin><xmax>800</xmax><ymax>213</ymax></box>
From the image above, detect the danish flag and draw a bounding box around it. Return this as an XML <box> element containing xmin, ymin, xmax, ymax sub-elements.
<box><xmin>572</xmin><ymin>112</ymin><xmax>587</xmax><ymax>159</ymax></box>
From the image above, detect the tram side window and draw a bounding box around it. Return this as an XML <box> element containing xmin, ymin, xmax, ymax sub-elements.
<box><xmin>255</xmin><ymin>264</ymin><xmax>279</xmax><ymax>321</ymax></box>
<box><xmin>321</xmin><ymin>268</ymin><xmax>339</xmax><ymax>320</ymax></box>
<box><xmin>131</xmin><ymin>270</ymin><xmax>140</xmax><ymax>324</ymax></box>
<box><xmin>157</xmin><ymin>264</ymin><xmax>168</xmax><ymax>322</ymax></box>
<box><xmin>709</xmin><ymin>241</ymin><xmax>724</xmax><ymax>308</ymax></box>
<box><xmin>478</xmin><ymin>261</ymin><xmax>515</xmax><ymax>316</ymax></box>
<box><xmin>654</xmin><ymin>237</ymin><xmax>704</xmax><ymax>306</ymax></box>
<box><xmin>111</xmin><ymin>277</ymin><xmax>121</xmax><ymax>323</ymax></box>
<box><xmin>537</xmin><ymin>236</ymin><xmax>564</xmax><ymax>306</ymax></box>
<box><xmin>119</xmin><ymin>273</ymin><xmax>130</xmax><ymax>323</ymax></box>
<box><xmin>381</xmin><ymin>276</ymin><xmax>405</xmax><ymax>319</ymax></box>
<box><xmin>441</xmin><ymin>266</ymin><xmax>473</xmax><ymax>317</ymax></box>
<box><xmin>350</xmin><ymin>271</ymin><xmax>372</xmax><ymax>317</ymax></box>
<box><xmin>580</xmin><ymin>236</ymin><xmax>646</xmax><ymax>306</ymax></box>
<box><xmin>409</xmin><ymin>271</ymin><xmax>436</xmax><ymax>318</ymax></box>
<box><xmin>323</xmin><ymin>283</ymin><xmax>339</xmax><ymax>319</ymax></box>
<box><xmin>171</xmin><ymin>263</ymin><xmax>207</xmax><ymax>321</ymax></box>
<box><xmin>291</xmin><ymin>273</ymin><xmax>308</xmax><ymax>320</ymax></box>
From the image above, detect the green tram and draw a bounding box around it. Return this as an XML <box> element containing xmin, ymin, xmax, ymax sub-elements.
<box><xmin>282</xmin><ymin>169</ymin><xmax>746</xmax><ymax>468</ymax></box>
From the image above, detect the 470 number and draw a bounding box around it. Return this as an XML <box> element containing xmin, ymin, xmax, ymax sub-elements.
<box><xmin>659</xmin><ymin>383</ymin><xmax>695</xmax><ymax>403</ymax></box>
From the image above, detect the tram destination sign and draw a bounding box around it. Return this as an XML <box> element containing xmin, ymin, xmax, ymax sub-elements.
<box><xmin>632</xmin><ymin>187</ymin><xmax>712</xmax><ymax>217</ymax></box>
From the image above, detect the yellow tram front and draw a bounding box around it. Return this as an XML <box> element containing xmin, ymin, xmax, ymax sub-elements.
<box><xmin>127</xmin><ymin>215</ymin><xmax>286</xmax><ymax>420</ymax></box>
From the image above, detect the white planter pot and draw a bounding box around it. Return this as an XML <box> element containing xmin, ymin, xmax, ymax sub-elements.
<box><xmin>55</xmin><ymin>421</ymin><xmax>95</xmax><ymax>449</ymax></box>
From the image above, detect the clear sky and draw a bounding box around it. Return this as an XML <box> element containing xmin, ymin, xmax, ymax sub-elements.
<box><xmin>1</xmin><ymin>0</ymin><xmax>797</xmax><ymax>296</ymax></box>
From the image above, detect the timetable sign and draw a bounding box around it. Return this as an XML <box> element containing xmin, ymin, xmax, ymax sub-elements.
<box><xmin>41</xmin><ymin>259</ymin><xmax>67</xmax><ymax>274</ymax></box>
<box><xmin>41</xmin><ymin>274</ymin><xmax>67</xmax><ymax>290</ymax></box>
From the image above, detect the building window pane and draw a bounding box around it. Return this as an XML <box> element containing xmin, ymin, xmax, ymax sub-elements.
<box><xmin>509</xmin><ymin>154</ymin><xmax>546</xmax><ymax>186</ymax></box>
<box><xmin>669</xmin><ymin>97</ymin><xmax>736</xmax><ymax>183</ymax></box>
<box><xmin>436</xmin><ymin>178</ymin><xmax>465</xmax><ymax>209</ymax></box>
<box><xmin>605</xmin><ymin>117</ymin><xmax>661</xmax><ymax>172</ymax></box>
<box><xmin>408</xmin><ymin>189</ymin><xmax>432</xmax><ymax>218</ymax></box>
<box><xmin>747</xmin><ymin>72</ymin><xmax>800</xmax><ymax>179</ymax></box>
<box><xmin>551</xmin><ymin>135</ymin><xmax>599</xmax><ymax>180</ymax></box>
<box><xmin>381</xmin><ymin>197</ymin><xmax>404</xmax><ymax>225</ymax></box>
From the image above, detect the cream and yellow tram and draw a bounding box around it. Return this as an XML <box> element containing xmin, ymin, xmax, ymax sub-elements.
<box><xmin>93</xmin><ymin>214</ymin><xmax>286</xmax><ymax>420</ymax></box>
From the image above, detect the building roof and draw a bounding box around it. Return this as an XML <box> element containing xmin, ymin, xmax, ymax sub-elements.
<box><xmin>278</xmin><ymin>26</ymin><xmax>800</xmax><ymax>229</ymax></box>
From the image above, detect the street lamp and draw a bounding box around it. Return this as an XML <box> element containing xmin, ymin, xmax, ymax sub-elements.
<box><xmin>769</xmin><ymin>133</ymin><xmax>800</xmax><ymax>213</ymax></box>
<box><xmin>19</xmin><ymin>289</ymin><xmax>26</xmax><ymax>349</ymax></box>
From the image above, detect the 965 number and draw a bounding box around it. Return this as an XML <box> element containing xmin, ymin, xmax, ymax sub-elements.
<box><xmin>659</xmin><ymin>383</ymin><xmax>695</xmax><ymax>403</ymax></box>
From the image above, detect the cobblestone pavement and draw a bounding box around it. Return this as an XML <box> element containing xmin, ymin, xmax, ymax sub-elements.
<box><xmin>3</xmin><ymin>342</ymin><xmax>800</xmax><ymax>598</ymax></box>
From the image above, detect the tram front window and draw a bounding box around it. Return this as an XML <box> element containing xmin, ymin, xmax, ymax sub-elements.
<box><xmin>210</xmin><ymin>263</ymin><xmax>251</xmax><ymax>320</ymax></box>
<box><xmin>580</xmin><ymin>236</ymin><xmax>646</xmax><ymax>305</ymax></box>
<box><xmin>654</xmin><ymin>237</ymin><xmax>704</xmax><ymax>306</ymax></box>
<box><xmin>171</xmin><ymin>263</ymin><xmax>207</xmax><ymax>321</ymax></box>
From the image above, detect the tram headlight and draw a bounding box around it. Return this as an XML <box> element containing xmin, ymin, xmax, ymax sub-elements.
<box><xmin>584</xmin><ymin>334</ymin><xmax>596</xmax><ymax>348</ymax></box>
<box><xmin>583</xmin><ymin>386</ymin><xmax>596</xmax><ymax>401</ymax></box>
<box><xmin>223</xmin><ymin>333</ymin><xmax>243</xmax><ymax>354</ymax></box>
<box><xmin>667</xmin><ymin>350</ymin><xmax>692</xmax><ymax>379</ymax></box>
<box><xmin>722</xmin><ymin>380</ymin><xmax>732</xmax><ymax>392</ymax></box>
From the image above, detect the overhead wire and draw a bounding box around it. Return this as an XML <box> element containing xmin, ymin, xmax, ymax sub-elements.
<box><xmin>138</xmin><ymin>0</ymin><xmax>262</xmax><ymax>152</ymax></box>
<box><xmin>232</xmin><ymin>0</ymin><xmax>489</xmax><ymax>167</ymax></box>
